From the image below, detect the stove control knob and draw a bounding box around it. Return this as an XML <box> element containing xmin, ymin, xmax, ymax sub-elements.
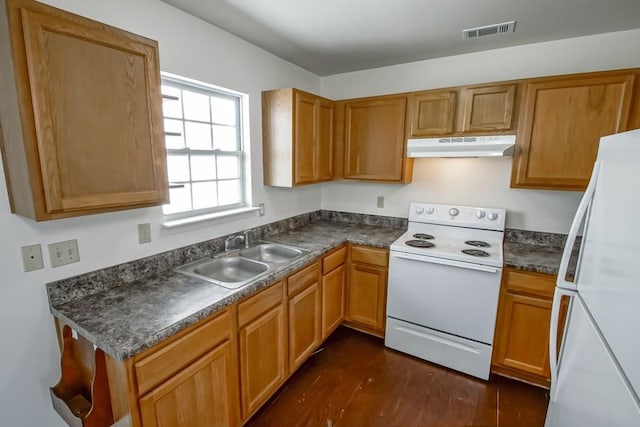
<box><xmin>425</xmin><ymin>207</ymin><xmax>435</xmax><ymax>214</ymax></box>
<box><xmin>415</xmin><ymin>207</ymin><xmax>425</xmax><ymax>214</ymax></box>
<box><xmin>475</xmin><ymin>210</ymin><xmax>486</xmax><ymax>219</ymax></box>
<box><xmin>449</xmin><ymin>208</ymin><xmax>459</xmax><ymax>217</ymax></box>
<box><xmin>487</xmin><ymin>212</ymin><xmax>499</xmax><ymax>221</ymax></box>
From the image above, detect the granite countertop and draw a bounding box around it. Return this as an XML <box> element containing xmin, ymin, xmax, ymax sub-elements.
<box><xmin>50</xmin><ymin>221</ymin><xmax>404</xmax><ymax>361</ymax></box>
<box><xmin>503</xmin><ymin>241</ymin><xmax>578</xmax><ymax>278</ymax></box>
<box><xmin>48</xmin><ymin>212</ymin><xmax>578</xmax><ymax>361</ymax></box>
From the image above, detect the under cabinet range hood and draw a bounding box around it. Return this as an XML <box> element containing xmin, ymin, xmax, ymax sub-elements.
<box><xmin>407</xmin><ymin>135</ymin><xmax>516</xmax><ymax>158</ymax></box>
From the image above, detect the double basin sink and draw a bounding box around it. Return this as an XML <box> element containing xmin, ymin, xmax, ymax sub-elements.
<box><xmin>176</xmin><ymin>241</ymin><xmax>310</xmax><ymax>289</ymax></box>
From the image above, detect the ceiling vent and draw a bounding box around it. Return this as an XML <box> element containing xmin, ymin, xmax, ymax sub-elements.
<box><xmin>463</xmin><ymin>21</ymin><xmax>516</xmax><ymax>40</ymax></box>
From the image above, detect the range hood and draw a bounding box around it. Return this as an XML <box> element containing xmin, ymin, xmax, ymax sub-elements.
<box><xmin>407</xmin><ymin>135</ymin><xmax>516</xmax><ymax>158</ymax></box>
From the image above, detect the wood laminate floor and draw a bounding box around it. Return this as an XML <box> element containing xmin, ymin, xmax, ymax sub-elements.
<box><xmin>246</xmin><ymin>327</ymin><xmax>549</xmax><ymax>427</ymax></box>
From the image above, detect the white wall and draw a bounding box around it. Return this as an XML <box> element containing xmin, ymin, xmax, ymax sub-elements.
<box><xmin>0</xmin><ymin>1</ymin><xmax>322</xmax><ymax>425</ymax></box>
<box><xmin>321</xmin><ymin>29</ymin><xmax>640</xmax><ymax>233</ymax></box>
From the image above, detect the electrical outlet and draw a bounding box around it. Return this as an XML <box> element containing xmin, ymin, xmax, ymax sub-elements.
<box><xmin>48</xmin><ymin>239</ymin><xmax>80</xmax><ymax>268</ymax></box>
<box><xmin>138</xmin><ymin>223</ymin><xmax>152</xmax><ymax>244</ymax></box>
<box><xmin>21</xmin><ymin>244</ymin><xmax>44</xmax><ymax>272</ymax></box>
<box><xmin>259</xmin><ymin>203</ymin><xmax>265</xmax><ymax>217</ymax></box>
<box><xmin>377</xmin><ymin>196</ymin><xmax>385</xmax><ymax>208</ymax></box>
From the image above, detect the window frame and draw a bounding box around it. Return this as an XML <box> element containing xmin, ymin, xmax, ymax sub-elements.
<box><xmin>160</xmin><ymin>73</ymin><xmax>247</xmax><ymax>221</ymax></box>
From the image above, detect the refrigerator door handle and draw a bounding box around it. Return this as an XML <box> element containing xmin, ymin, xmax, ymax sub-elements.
<box><xmin>556</xmin><ymin>160</ymin><xmax>601</xmax><ymax>291</ymax></box>
<box><xmin>549</xmin><ymin>287</ymin><xmax>576</xmax><ymax>400</ymax></box>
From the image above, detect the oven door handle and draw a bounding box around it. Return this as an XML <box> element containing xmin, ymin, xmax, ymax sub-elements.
<box><xmin>390</xmin><ymin>251</ymin><xmax>500</xmax><ymax>273</ymax></box>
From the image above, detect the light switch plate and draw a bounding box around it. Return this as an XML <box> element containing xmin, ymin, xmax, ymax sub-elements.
<box><xmin>138</xmin><ymin>223</ymin><xmax>152</xmax><ymax>244</ymax></box>
<box><xmin>377</xmin><ymin>196</ymin><xmax>385</xmax><ymax>208</ymax></box>
<box><xmin>259</xmin><ymin>203</ymin><xmax>265</xmax><ymax>217</ymax></box>
<box><xmin>48</xmin><ymin>239</ymin><xmax>80</xmax><ymax>268</ymax></box>
<box><xmin>21</xmin><ymin>244</ymin><xmax>44</xmax><ymax>272</ymax></box>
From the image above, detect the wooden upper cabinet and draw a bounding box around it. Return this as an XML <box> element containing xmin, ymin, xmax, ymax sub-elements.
<box><xmin>293</xmin><ymin>91</ymin><xmax>317</xmax><ymax>184</ymax></box>
<box><xmin>407</xmin><ymin>83</ymin><xmax>518</xmax><ymax>138</ymax></box>
<box><xmin>262</xmin><ymin>88</ymin><xmax>334</xmax><ymax>187</ymax></box>
<box><xmin>512</xmin><ymin>71</ymin><xmax>637</xmax><ymax>190</ymax></box>
<box><xmin>316</xmin><ymin>98</ymin><xmax>334</xmax><ymax>181</ymax></box>
<box><xmin>458</xmin><ymin>84</ymin><xmax>516</xmax><ymax>133</ymax></box>
<box><xmin>343</xmin><ymin>96</ymin><xmax>411</xmax><ymax>182</ymax></box>
<box><xmin>408</xmin><ymin>90</ymin><xmax>457</xmax><ymax>136</ymax></box>
<box><xmin>0</xmin><ymin>0</ymin><xmax>168</xmax><ymax>221</ymax></box>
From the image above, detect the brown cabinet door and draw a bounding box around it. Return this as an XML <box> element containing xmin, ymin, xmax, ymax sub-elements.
<box><xmin>316</xmin><ymin>98</ymin><xmax>334</xmax><ymax>181</ymax></box>
<box><xmin>6</xmin><ymin>0</ymin><xmax>167</xmax><ymax>218</ymax></box>
<box><xmin>288</xmin><ymin>281</ymin><xmax>322</xmax><ymax>371</ymax></box>
<box><xmin>493</xmin><ymin>292</ymin><xmax>552</xmax><ymax>379</ymax></box>
<box><xmin>239</xmin><ymin>304</ymin><xmax>287</xmax><ymax>420</ymax></box>
<box><xmin>346</xmin><ymin>262</ymin><xmax>387</xmax><ymax>331</ymax></box>
<box><xmin>492</xmin><ymin>268</ymin><xmax>570</xmax><ymax>386</ymax></box>
<box><xmin>407</xmin><ymin>90</ymin><xmax>457</xmax><ymax>136</ymax></box>
<box><xmin>344</xmin><ymin>97</ymin><xmax>407</xmax><ymax>181</ymax></box>
<box><xmin>459</xmin><ymin>84</ymin><xmax>517</xmax><ymax>133</ymax></box>
<box><xmin>322</xmin><ymin>264</ymin><xmax>345</xmax><ymax>339</ymax></box>
<box><xmin>139</xmin><ymin>340</ymin><xmax>240</xmax><ymax>427</ymax></box>
<box><xmin>512</xmin><ymin>73</ymin><xmax>636</xmax><ymax>190</ymax></box>
<box><xmin>293</xmin><ymin>91</ymin><xmax>317</xmax><ymax>184</ymax></box>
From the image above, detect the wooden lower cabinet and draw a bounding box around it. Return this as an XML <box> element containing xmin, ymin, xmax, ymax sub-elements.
<box><xmin>287</xmin><ymin>263</ymin><xmax>322</xmax><ymax>372</ymax></box>
<box><xmin>322</xmin><ymin>264</ymin><xmax>346</xmax><ymax>339</ymax></box>
<box><xmin>321</xmin><ymin>245</ymin><xmax>347</xmax><ymax>339</ymax></box>
<box><xmin>139</xmin><ymin>340</ymin><xmax>239</xmax><ymax>427</ymax></box>
<box><xmin>238</xmin><ymin>282</ymin><xmax>287</xmax><ymax>420</ymax></box>
<box><xmin>345</xmin><ymin>245</ymin><xmax>389</xmax><ymax>336</ymax></box>
<box><xmin>493</xmin><ymin>292</ymin><xmax>553</xmax><ymax>381</ymax></box>
<box><xmin>492</xmin><ymin>268</ymin><xmax>567</xmax><ymax>387</ymax></box>
<box><xmin>133</xmin><ymin>309</ymin><xmax>240</xmax><ymax>427</ymax></box>
<box><xmin>51</xmin><ymin>246</ymin><xmax>390</xmax><ymax>426</ymax></box>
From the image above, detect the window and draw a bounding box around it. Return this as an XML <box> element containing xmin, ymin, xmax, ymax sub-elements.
<box><xmin>161</xmin><ymin>74</ymin><xmax>245</xmax><ymax>219</ymax></box>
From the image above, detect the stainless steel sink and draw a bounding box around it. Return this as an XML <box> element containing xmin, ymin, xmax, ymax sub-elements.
<box><xmin>238</xmin><ymin>243</ymin><xmax>306</xmax><ymax>264</ymax></box>
<box><xmin>175</xmin><ymin>241</ymin><xmax>310</xmax><ymax>289</ymax></box>
<box><xmin>176</xmin><ymin>256</ymin><xmax>269</xmax><ymax>289</ymax></box>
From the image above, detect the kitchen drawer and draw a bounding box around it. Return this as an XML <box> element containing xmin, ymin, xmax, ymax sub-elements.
<box><xmin>135</xmin><ymin>309</ymin><xmax>232</xmax><ymax>395</ymax></box>
<box><xmin>322</xmin><ymin>246</ymin><xmax>347</xmax><ymax>274</ymax></box>
<box><xmin>287</xmin><ymin>262</ymin><xmax>320</xmax><ymax>296</ymax></box>
<box><xmin>504</xmin><ymin>269</ymin><xmax>555</xmax><ymax>299</ymax></box>
<box><xmin>350</xmin><ymin>245</ymin><xmax>389</xmax><ymax>268</ymax></box>
<box><xmin>238</xmin><ymin>281</ymin><xmax>284</xmax><ymax>328</ymax></box>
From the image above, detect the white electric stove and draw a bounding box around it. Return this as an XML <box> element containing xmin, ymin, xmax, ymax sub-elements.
<box><xmin>385</xmin><ymin>202</ymin><xmax>506</xmax><ymax>380</ymax></box>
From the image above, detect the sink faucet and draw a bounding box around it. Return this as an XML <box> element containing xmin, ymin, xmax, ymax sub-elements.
<box><xmin>224</xmin><ymin>234</ymin><xmax>245</xmax><ymax>251</ymax></box>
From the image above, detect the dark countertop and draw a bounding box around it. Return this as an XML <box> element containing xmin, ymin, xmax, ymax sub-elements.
<box><xmin>503</xmin><ymin>241</ymin><xmax>578</xmax><ymax>278</ymax></box>
<box><xmin>49</xmin><ymin>216</ymin><xmax>577</xmax><ymax>361</ymax></box>
<box><xmin>50</xmin><ymin>221</ymin><xmax>404</xmax><ymax>360</ymax></box>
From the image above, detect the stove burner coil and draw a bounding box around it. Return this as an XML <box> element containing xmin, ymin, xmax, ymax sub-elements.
<box><xmin>465</xmin><ymin>240</ymin><xmax>490</xmax><ymax>248</ymax></box>
<box><xmin>406</xmin><ymin>240</ymin><xmax>435</xmax><ymax>248</ymax></box>
<box><xmin>461</xmin><ymin>248</ymin><xmax>490</xmax><ymax>257</ymax></box>
<box><xmin>413</xmin><ymin>233</ymin><xmax>435</xmax><ymax>240</ymax></box>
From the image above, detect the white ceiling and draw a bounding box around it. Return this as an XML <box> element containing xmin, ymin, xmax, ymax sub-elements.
<box><xmin>162</xmin><ymin>0</ymin><xmax>640</xmax><ymax>76</ymax></box>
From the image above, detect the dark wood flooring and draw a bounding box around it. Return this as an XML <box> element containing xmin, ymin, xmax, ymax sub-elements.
<box><xmin>246</xmin><ymin>327</ymin><xmax>549</xmax><ymax>427</ymax></box>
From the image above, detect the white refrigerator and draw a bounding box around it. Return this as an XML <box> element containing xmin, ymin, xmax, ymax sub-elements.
<box><xmin>545</xmin><ymin>129</ymin><xmax>640</xmax><ymax>426</ymax></box>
